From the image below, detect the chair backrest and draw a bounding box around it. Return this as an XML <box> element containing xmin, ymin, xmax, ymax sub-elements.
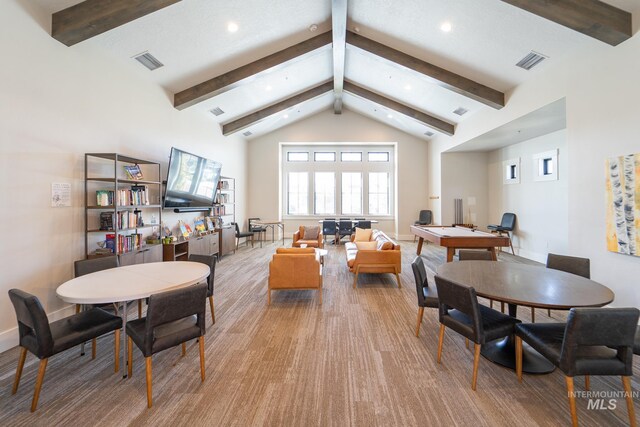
<box><xmin>434</xmin><ymin>276</ymin><xmax>483</xmax><ymax>342</ymax></box>
<box><xmin>74</xmin><ymin>256</ymin><xmax>119</xmax><ymax>277</ymax></box>
<box><xmin>324</xmin><ymin>218</ymin><xmax>335</xmax><ymax>220</ymax></box>
<box><xmin>500</xmin><ymin>213</ymin><xmax>516</xmax><ymax>230</ymax></box>
<box><xmin>354</xmin><ymin>218</ymin><xmax>365</xmax><ymax>220</ymax></box>
<box><xmin>233</xmin><ymin>222</ymin><xmax>240</xmax><ymax>236</ymax></box>
<box><xmin>357</xmin><ymin>220</ymin><xmax>372</xmax><ymax>229</ymax></box>
<box><xmin>546</xmin><ymin>253</ymin><xmax>590</xmax><ymax>279</ymax></box>
<box><xmin>339</xmin><ymin>220</ymin><xmax>353</xmax><ymax>233</ymax></box>
<box><xmin>188</xmin><ymin>254</ymin><xmax>216</xmax><ymax>294</ymax></box>
<box><xmin>418</xmin><ymin>210</ymin><xmax>433</xmax><ymax>225</ymax></box>
<box><xmin>412</xmin><ymin>257</ymin><xmax>429</xmax><ymax>306</ymax></box>
<box><xmin>322</xmin><ymin>220</ymin><xmax>337</xmax><ymax>234</ymax></box>
<box><xmin>8</xmin><ymin>289</ymin><xmax>54</xmax><ymax>358</ymax></box>
<box><xmin>458</xmin><ymin>250</ymin><xmax>493</xmax><ymax>261</ymax></box>
<box><xmin>559</xmin><ymin>307</ymin><xmax>639</xmax><ymax>375</ymax></box>
<box><xmin>269</xmin><ymin>254</ymin><xmax>321</xmax><ymax>288</ymax></box>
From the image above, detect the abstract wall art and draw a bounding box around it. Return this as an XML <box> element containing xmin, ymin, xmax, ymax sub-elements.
<box><xmin>605</xmin><ymin>153</ymin><xmax>639</xmax><ymax>256</ymax></box>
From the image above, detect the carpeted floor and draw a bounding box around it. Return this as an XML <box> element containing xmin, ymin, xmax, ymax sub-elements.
<box><xmin>0</xmin><ymin>240</ymin><xmax>636</xmax><ymax>426</ymax></box>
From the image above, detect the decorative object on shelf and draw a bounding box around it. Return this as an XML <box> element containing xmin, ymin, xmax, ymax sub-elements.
<box><xmin>205</xmin><ymin>216</ymin><xmax>215</xmax><ymax>230</ymax></box>
<box><xmin>606</xmin><ymin>152</ymin><xmax>639</xmax><ymax>257</ymax></box>
<box><xmin>124</xmin><ymin>164</ymin><xmax>144</xmax><ymax>180</ymax></box>
<box><xmin>179</xmin><ymin>221</ymin><xmax>191</xmax><ymax>239</ymax></box>
<box><xmin>194</xmin><ymin>216</ymin><xmax>206</xmax><ymax>233</ymax></box>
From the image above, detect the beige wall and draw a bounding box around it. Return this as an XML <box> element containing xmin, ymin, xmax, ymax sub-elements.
<box><xmin>0</xmin><ymin>0</ymin><xmax>247</xmax><ymax>350</ymax></box>
<box><xmin>440</xmin><ymin>152</ymin><xmax>489</xmax><ymax>228</ymax></box>
<box><xmin>247</xmin><ymin>109</ymin><xmax>429</xmax><ymax>240</ymax></box>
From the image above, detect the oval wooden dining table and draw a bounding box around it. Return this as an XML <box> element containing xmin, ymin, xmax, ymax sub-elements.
<box><xmin>436</xmin><ymin>261</ymin><xmax>614</xmax><ymax>374</ymax></box>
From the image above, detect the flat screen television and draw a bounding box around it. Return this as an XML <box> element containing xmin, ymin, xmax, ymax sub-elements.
<box><xmin>163</xmin><ymin>147</ymin><xmax>222</xmax><ymax>211</ymax></box>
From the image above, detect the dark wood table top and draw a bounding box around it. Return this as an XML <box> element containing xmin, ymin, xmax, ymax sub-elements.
<box><xmin>436</xmin><ymin>261</ymin><xmax>614</xmax><ymax>309</ymax></box>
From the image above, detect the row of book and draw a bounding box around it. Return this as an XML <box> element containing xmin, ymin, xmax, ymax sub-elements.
<box><xmin>215</xmin><ymin>193</ymin><xmax>231</xmax><ymax>204</ymax></box>
<box><xmin>212</xmin><ymin>205</ymin><xmax>226</xmax><ymax>216</ymax></box>
<box><xmin>96</xmin><ymin>185</ymin><xmax>150</xmax><ymax>206</ymax></box>
<box><xmin>217</xmin><ymin>180</ymin><xmax>230</xmax><ymax>190</ymax></box>
<box><xmin>99</xmin><ymin>211</ymin><xmax>143</xmax><ymax>230</ymax></box>
<box><xmin>118</xmin><ymin>233</ymin><xmax>142</xmax><ymax>253</ymax></box>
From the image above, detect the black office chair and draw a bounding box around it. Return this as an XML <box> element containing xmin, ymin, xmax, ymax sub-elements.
<box><xmin>338</xmin><ymin>219</ymin><xmax>353</xmax><ymax>244</ymax></box>
<box><xmin>322</xmin><ymin>220</ymin><xmax>338</xmax><ymax>245</ymax></box>
<box><xmin>188</xmin><ymin>254</ymin><xmax>217</xmax><ymax>324</ymax></box>
<box><xmin>414</xmin><ymin>210</ymin><xmax>433</xmax><ymax>242</ymax></box>
<box><xmin>356</xmin><ymin>220</ymin><xmax>371</xmax><ymax>230</ymax></box>
<box><xmin>8</xmin><ymin>289</ymin><xmax>122</xmax><ymax>411</ymax></box>
<box><xmin>515</xmin><ymin>308</ymin><xmax>639</xmax><ymax>427</ymax></box>
<box><xmin>248</xmin><ymin>218</ymin><xmax>267</xmax><ymax>247</ymax></box>
<box><xmin>434</xmin><ymin>276</ymin><xmax>520</xmax><ymax>391</ymax></box>
<box><xmin>545</xmin><ymin>253</ymin><xmax>590</xmax><ymax>318</ymax></box>
<box><xmin>487</xmin><ymin>213</ymin><xmax>516</xmax><ymax>254</ymax></box>
<box><xmin>412</xmin><ymin>257</ymin><xmax>438</xmax><ymax>337</ymax></box>
<box><xmin>126</xmin><ymin>283</ymin><xmax>208</xmax><ymax>408</ymax></box>
<box><xmin>234</xmin><ymin>222</ymin><xmax>253</xmax><ymax>248</ymax></box>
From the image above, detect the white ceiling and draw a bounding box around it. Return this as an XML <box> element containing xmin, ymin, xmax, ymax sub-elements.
<box><xmin>33</xmin><ymin>0</ymin><xmax>636</xmax><ymax>141</ymax></box>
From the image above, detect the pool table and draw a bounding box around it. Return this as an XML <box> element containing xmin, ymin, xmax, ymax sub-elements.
<box><xmin>411</xmin><ymin>225</ymin><xmax>510</xmax><ymax>262</ymax></box>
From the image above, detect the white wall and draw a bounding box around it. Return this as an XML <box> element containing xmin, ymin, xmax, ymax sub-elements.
<box><xmin>487</xmin><ymin>130</ymin><xmax>568</xmax><ymax>262</ymax></box>
<box><xmin>440</xmin><ymin>152</ymin><xmax>489</xmax><ymax>228</ymax></box>
<box><xmin>0</xmin><ymin>0</ymin><xmax>247</xmax><ymax>351</ymax></box>
<box><xmin>429</xmin><ymin>30</ymin><xmax>640</xmax><ymax>308</ymax></box>
<box><xmin>247</xmin><ymin>109</ymin><xmax>430</xmax><ymax>240</ymax></box>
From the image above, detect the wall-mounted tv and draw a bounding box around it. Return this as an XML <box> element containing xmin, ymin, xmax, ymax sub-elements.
<box><xmin>163</xmin><ymin>147</ymin><xmax>222</xmax><ymax>211</ymax></box>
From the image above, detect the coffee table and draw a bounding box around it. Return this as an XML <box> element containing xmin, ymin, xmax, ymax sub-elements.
<box><xmin>315</xmin><ymin>248</ymin><xmax>328</xmax><ymax>265</ymax></box>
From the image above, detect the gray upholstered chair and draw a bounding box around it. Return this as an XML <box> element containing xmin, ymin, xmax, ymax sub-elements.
<box><xmin>338</xmin><ymin>219</ymin><xmax>352</xmax><ymax>244</ymax></box>
<box><xmin>413</xmin><ymin>210</ymin><xmax>433</xmax><ymax>242</ymax></box>
<box><xmin>126</xmin><ymin>283</ymin><xmax>207</xmax><ymax>408</ymax></box>
<box><xmin>188</xmin><ymin>254</ymin><xmax>217</xmax><ymax>324</ymax></box>
<box><xmin>8</xmin><ymin>289</ymin><xmax>122</xmax><ymax>411</ymax></box>
<box><xmin>234</xmin><ymin>222</ymin><xmax>254</xmax><ymax>248</ymax></box>
<box><xmin>515</xmin><ymin>308</ymin><xmax>639</xmax><ymax>427</ymax></box>
<box><xmin>356</xmin><ymin>220</ymin><xmax>371</xmax><ymax>230</ymax></box>
<box><xmin>322</xmin><ymin>220</ymin><xmax>338</xmax><ymax>245</ymax></box>
<box><xmin>434</xmin><ymin>276</ymin><xmax>520</xmax><ymax>390</ymax></box>
<box><xmin>248</xmin><ymin>218</ymin><xmax>267</xmax><ymax>247</ymax></box>
<box><xmin>412</xmin><ymin>257</ymin><xmax>438</xmax><ymax>337</ymax></box>
<box><xmin>546</xmin><ymin>253</ymin><xmax>590</xmax><ymax>317</ymax></box>
<box><xmin>457</xmin><ymin>250</ymin><xmax>508</xmax><ymax>315</ymax></box>
<box><xmin>488</xmin><ymin>213</ymin><xmax>516</xmax><ymax>254</ymax></box>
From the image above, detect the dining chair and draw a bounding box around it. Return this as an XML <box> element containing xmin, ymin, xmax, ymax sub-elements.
<box><xmin>248</xmin><ymin>218</ymin><xmax>267</xmax><ymax>247</ymax></box>
<box><xmin>74</xmin><ymin>256</ymin><xmax>121</xmax><ymax>315</ymax></box>
<box><xmin>487</xmin><ymin>213</ymin><xmax>516</xmax><ymax>254</ymax></box>
<box><xmin>412</xmin><ymin>257</ymin><xmax>438</xmax><ymax>337</ymax></box>
<box><xmin>8</xmin><ymin>289</ymin><xmax>122</xmax><ymax>411</ymax></box>
<box><xmin>126</xmin><ymin>283</ymin><xmax>207</xmax><ymax>408</ymax></box>
<box><xmin>234</xmin><ymin>222</ymin><xmax>254</xmax><ymax>248</ymax></box>
<box><xmin>356</xmin><ymin>220</ymin><xmax>371</xmax><ymax>230</ymax></box>
<box><xmin>434</xmin><ymin>275</ymin><xmax>520</xmax><ymax>390</ymax></box>
<box><xmin>188</xmin><ymin>254</ymin><xmax>217</xmax><ymax>324</ymax></box>
<box><xmin>545</xmin><ymin>253</ymin><xmax>590</xmax><ymax>317</ymax></box>
<box><xmin>457</xmin><ymin>250</ymin><xmax>509</xmax><ymax>315</ymax></box>
<box><xmin>515</xmin><ymin>307</ymin><xmax>639</xmax><ymax>427</ymax></box>
<box><xmin>413</xmin><ymin>210</ymin><xmax>433</xmax><ymax>242</ymax></box>
<box><xmin>322</xmin><ymin>220</ymin><xmax>338</xmax><ymax>245</ymax></box>
<box><xmin>338</xmin><ymin>219</ymin><xmax>353</xmax><ymax>244</ymax></box>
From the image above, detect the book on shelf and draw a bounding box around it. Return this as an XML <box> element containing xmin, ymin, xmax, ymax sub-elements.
<box><xmin>205</xmin><ymin>216</ymin><xmax>215</xmax><ymax>231</ymax></box>
<box><xmin>115</xmin><ymin>185</ymin><xmax>150</xmax><ymax>206</ymax></box>
<box><xmin>118</xmin><ymin>233</ymin><xmax>142</xmax><ymax>253</ymax></box>
<box><xmin>124</xmin><ymin>164</ymin><xmax>144</xmax><ymax>180</ymax></box>
<box><xmin>100</xmin><ymin>212</ymin><xmax>114</xmax><ymax>230</ymax></box>
<box><xmin>212</xmin><ymin>205</ymin><xmax>226</xmax><ymax>216</ymax></box>
<box><xmin>194</xmin><ymin>216</ymin><xmax>206</xmax><ymax>233</ymax></box>
<box><xmin>96</xmin><ymin>190</ymin><xmax>114</xmax><ymax>206</ymax></box>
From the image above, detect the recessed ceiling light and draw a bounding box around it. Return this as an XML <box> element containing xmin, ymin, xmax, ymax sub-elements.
<box><xmin>309</xmin><ymin>24</ymin><xmax>318</xmax><ymax>32</ymax></box>
<box><xmin>265</xmin><ymin>85</ymin><xmax>272</xmax><ymax>91</ymax></box>
<box><xmin>227</xmin><ymin>22</ymin><xmax>239</xmax><ymax>33</ymax></box>
<box><xmin>440</xmin><ymin>21</ymin><xmax>452</xmax><ymax>32</ymax></box>
<box><xmin>404</xmin><ymin>84</ymin><xmax>412</xmax><ymax>91</ymax></box>
<box><xmin>453</xmin><ymin>107</ymin><xmax>468</xmax><ymax>116</ymax></box>
<box><xmin>387</xmin><ymin>114</ymin><xmax>393</xmax><ymax>119</ymax></box>
<box><xmin>283</xmin><ymin>114</ymin><xmax>289</xmax><ymax>119</ymax></box>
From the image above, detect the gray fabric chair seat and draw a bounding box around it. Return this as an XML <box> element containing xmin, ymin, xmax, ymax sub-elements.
<box><xmin>126</xmin><ymin>315</ymin><xmax>200</xmax><ymax>357</ymax></box>
<box><xmin>446</xmin><ymin>305</ymin><xmax>520</xmax><ymax>344</ymax></box>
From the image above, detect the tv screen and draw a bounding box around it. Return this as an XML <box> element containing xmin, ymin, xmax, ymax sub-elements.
<box><xmin>163</xmin><ymin>147</ymin><xmax>222</xmax><ymax>210</ymax></box>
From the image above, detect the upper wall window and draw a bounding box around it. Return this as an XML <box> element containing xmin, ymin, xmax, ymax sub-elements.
<box><xmin>368</xmin><ymin>152</ymin><xmax>389</xmax><ymax>162</ymax></box>
<box><xmin>341</xmin><ymin>152</ymin><xmax>362</xmax><ymax>162</ymax></box>
<box><xmin>287</xmin><ymin>152</ymin><xmax>309</xmax><ymax>162</ymax></box>
<box><xmin>314</xmin><ymin>152</ymin><xmax>336</xmax><ymax>162</ymax></box>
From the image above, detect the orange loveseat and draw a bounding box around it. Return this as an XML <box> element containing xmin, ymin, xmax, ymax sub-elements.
<box><xmin>345</xmin><ymin>229</ymin><xmax>401</xmax><ymax>288</ymax></box>
<box><xmin>268</xmin><ymin>248</ymin><xmax>323</xmax><ymax>304</ymax></box>
<box><xmin>292</xmin><ymin>226</ymin><xmax>324</xmax><ymax>248</ymax></box>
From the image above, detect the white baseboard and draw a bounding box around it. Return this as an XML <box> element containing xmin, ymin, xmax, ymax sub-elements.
<box><xmin>0</xmin><ymin>305</ymin><xmax>76</xmax><ymax>353</ymax></box>
<box><xmin>514</xmin><ymin>248</ymin><xmax>546</xmax><ymax>264</ymax></box>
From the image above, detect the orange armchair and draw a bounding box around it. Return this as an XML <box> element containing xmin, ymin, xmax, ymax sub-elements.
<box><xmin>268</xmin><ymin>248</ymin><xmax>323</xmax><ymax>305</ymax></box>
<box><xmin>292</xmin><ymin>226</ymin><xmax>324</xmax><ymax>248</ymax></box>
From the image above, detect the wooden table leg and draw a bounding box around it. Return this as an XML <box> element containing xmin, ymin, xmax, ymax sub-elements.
<box><xmin>446</xmin><ymin>247</ymin><xmax>455</xmax><ymax>262</ymax></box>
<box><xmin>489</xmin><ymin>248</ymin><xmax>498</xmax><ymax>261</ymax></box>
<box><xmin>416</xmin><ymin>237</ymin><xmax>424</xmax><ymax>255</ymax></box>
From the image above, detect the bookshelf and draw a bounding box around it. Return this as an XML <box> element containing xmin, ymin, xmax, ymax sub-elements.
<box><xmin>84</xmin><ymin>153</ymin><xmax>162</xmax><ymax>262</ymax></box>
<box><xmin>213</xmin><ymin>176</ymin><xmax>236</xmax><ymax>258</ymax></box>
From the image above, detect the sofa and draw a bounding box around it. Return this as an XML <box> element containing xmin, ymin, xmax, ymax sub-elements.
<box><xmin>292</xmin><ymin>225</ymin><xmax>324</xmax><ymax>248</ymax></box>
<box><xmin>268</xmin><ymin>247</ymin><xmax>323</xmax><ymax>304</ymax></box>
<box><xmin>345</xmin><ymin>229</ymin><xmax>401</xmax><ymax>288</ymax></box>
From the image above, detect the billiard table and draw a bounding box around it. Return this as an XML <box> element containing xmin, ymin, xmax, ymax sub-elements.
<box><xmin>411</xmin><ymin>225</ymin><xmax>510</xmax><ymax>262</ymax></box>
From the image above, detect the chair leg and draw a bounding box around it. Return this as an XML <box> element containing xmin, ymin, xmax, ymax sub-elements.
<box><xmin>114</xmin><ymin>329</ymin><xmax>120</xmax><ymax>373</ymax></box>
<box><xmin>199</xmin><ymin>337</ymin><xmax>205</xmax><ymax>382</ymax></box>
<box><xmin>585</xmin><ymin>375</ymin><xmax>590</xmax><ymax>391</ymax></box>
<box><xmin>209</xmin><ymin>296</ymin><xmax>215</xmax><ymax>324</ymax></box>
<box><xmin>12</xmin><ymin>347</ymin><xmax>27</xmax><ymax>394</ymax></box>
<box><xmin>531</xmin><ymin>307</ymin><xmax>535</xmax><ymax>323</ymax></box>
<box><xmin>319</xmin><ymin>287</ymin><xmax>323</xmax><ymax>305</ymax></box>
<box><xmin>548</xmin><ymin>309</ymin><xmax>552</xmax><ymax>317</ymax></box>
<box><xmin>500</xmin><ymin>302</ymin><xmax>505</xmax><ymax>313</ymax></box>
<box><xmin>565</xmin><ymin>376</ymin><xmax>578</xmax><ymax>427</ymax></box>
<box><xmin>138</xmin><ymin>300</ymin><xmax>142</xmax><ymax>319</ymax></box>
<box><xmin>30</xmin><ymin>358</ymin><xmax>48</xmax><ymax>412</ymax></box>
<box><xmin>353</xmin><ymin>267</ymin><xmax>360</xmax><ymax>289</ymax></box>
<box><xmin>515</xmin><ymin>336</ymin><xmax>523</xmax><ymax>382</ymax></box>
<box><xmin>437</xmin><ymin>324</ymin><xmax>445</xmax><ymax>364</ymax></box>
<box><xmin>182</xmin><ymin>342</ymin><xmax>186</xmax><ymax>357</ymax></box>
<box><xmin>145</xmin><ymin>357</ymin><xmax>153</xmax><ymax>408</ymax></box>
<box><xmin>92</xmin><ymin>338</ymin><xmax>97</xmax><ymax>359</ymax></box>
<box><xmin>490</xmin><ymin>299</ymin><xmax>494</xmax><ymax>309</ymax></box>
<box><xmin>465</xmin><ymin>338</ymin><xmax>469</xmax><ymax>349</ymax></box>
<box><xmin>395</xmin><ymin>267</ymin><xmax>401</xmax><ymax>288</ymax></box>
<box><xmin>623</xmin><ymin>376</ymin><xmax>637</xmax><ymax>427</ymax></box>
<box><xmin>268</xmin><ymin>289</ymin><xmax>271</xmax><ymax>305</ymax></box>
<box><xmin>76</xmin><ymin>304</ymin><xmax>81</xmax><ymax>314</ymax></box>
<box><xmin>471</xmin><ymin>343</ymin><xmax>481</xmax><ymax>391</ymax></box>
<box><xmin>415</xmin><ymin>307</ymin><xmax>424</xmax><ymax>337</ymax></box>
<box><xmin>127</xmin><ymin>337</ymin><xmax>133</xmax><ymax>378</ymax></box>
<box><xmin>508</xmin><ymin>232</ymin><xmax>515</xmax><ymax>255</ymax></box>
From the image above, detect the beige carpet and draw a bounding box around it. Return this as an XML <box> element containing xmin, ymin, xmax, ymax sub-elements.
<box><xmin>0</xmin><ymin>241</ymin><xmax>636</xmax><ymax>426</ymax></box>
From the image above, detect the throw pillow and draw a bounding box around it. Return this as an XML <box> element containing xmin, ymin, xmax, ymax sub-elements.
<box><xmin>376</xmin><ymin>239</ymin><xmax>394</xmax><ymax>250</ymax></box>
<box><xmin>354</xmin><ymin>227</ymin><xmax>373</xmax><ymax>242</ymax></box>
<box><xmin>355</xmin><ymin>241</ymin><xmax>378</xmax><ymax>250</ymax></box>
<box><xmin>303</xmin><ymin>226</ymin><xmax>319</xmax><ymax>240</ymax></box>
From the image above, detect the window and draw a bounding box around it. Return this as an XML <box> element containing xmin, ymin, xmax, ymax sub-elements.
<box><xmin>368</xmin><ymin>172</ymin><xmax>389</xmax><ymax>215</ymax></box>
<box><xmin>314</xmin><ymin>152</ymin><xmax>335</xmax><ymax>162</ymax></box>
<box><xmin>341</xmin><ymin>172</ymin><xmax>362</xmax><ymax>214</ymax></box>
<box><xmin>341</xmin><ymin>152</ymin><xmax>362</xmax><ymax>162</ymax></box>
<box><xmin>368</xmin><ymin>152</ymin><xmax>389</xmax><ymax>162</ymax></box>
<box><xmin>314</xmin><ymin>172</ymin><xmax>335</xmax><ymax>214</ymax></box>
<box><xmin>287</xmin><ymin>172</ymin><xmax>308</xmax><ymax>214</ymax></box>
<box><xmin>287</xmin><ymin>152</ymin><xmax>309</xmax><ymax>162</ymax></box>
<box><xmin>541</xmin><ymin>158</ymin><xmax>553</xmax><ymax>175</ymax></box>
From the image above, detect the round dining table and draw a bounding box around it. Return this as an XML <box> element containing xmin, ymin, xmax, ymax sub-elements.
<box><xmin>436</xmin><ymin>261</ymin><xmax>614</xmax><ymax>374</ymax></box>
<box><xmin>56</xmin><ymin>261</ymin><xmax>210</xmax><ymax>378</ymax></box>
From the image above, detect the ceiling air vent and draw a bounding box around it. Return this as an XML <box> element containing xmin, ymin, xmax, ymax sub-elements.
<box><xmin>516</xmin><ymin>51</ymin><xmax>548</xmax><ymax>70</ymax></box>
<box><xmin>242</xmin><ymin>131</ymin><xmax>253</xmax><ymax>137</ymax></box>
<box><xmin>424</xmin><ymin>131</ymin><xmax>435</xmax><ymax>137</ymax></box>
<box><xmin>209</xmin><ymin>107</ymin><xmax>225</xmax><ymax>116</ymax></box>
<box><xmin>453</xmin><ymin>107</ymin><xmax>468</xmax><ymax>116</ymax></box>
<box><xmin>133</xmin><ymin>52</ymin><xmax>164</xmax><ymax>71</ymax></box>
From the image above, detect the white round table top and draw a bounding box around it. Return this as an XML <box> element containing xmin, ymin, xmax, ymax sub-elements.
<box><xmin>56</xmin><ymin>261</ymin><xmax>210</xmax><ymax>304</ymax></box>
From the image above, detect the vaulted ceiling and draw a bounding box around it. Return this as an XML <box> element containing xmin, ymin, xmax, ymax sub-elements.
<box><xmin>34</xmin><ymin>0</ymin><xmax>636</xmax><ymax>141</ymax></box>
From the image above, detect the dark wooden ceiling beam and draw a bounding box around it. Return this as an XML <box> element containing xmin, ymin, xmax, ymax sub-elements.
<box><xmin>346</xmin><ymin>31</ymin><xmax>505</xmax><ymax>110</ymax></box>
<box><xmin>344</xmin><ymin>81</ymin><xmax>455</xmax><ymax>136</ymax></box>
<box><xmin>175</xmin><ymin>31</ymin><xmax>332</xmax><ymax>110</ymax></box>
<box><xmin>52</xmin><ymin>0</ymin><xmax>181</xmax><ymax>47</ymax></box>
<box><xmin>332</xmin><ymin>0</ymin><xmax>348</xmax><ymax>114</ymax></box>
<box><xmin>222</xmin><ymin>81</ymin><xmax>333</xmax><ymax>136</ymax></box>
<box><xmin>500</xmin><ymin>0</ymin><xmax>632</xmax><ymax>46</ymax></box>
